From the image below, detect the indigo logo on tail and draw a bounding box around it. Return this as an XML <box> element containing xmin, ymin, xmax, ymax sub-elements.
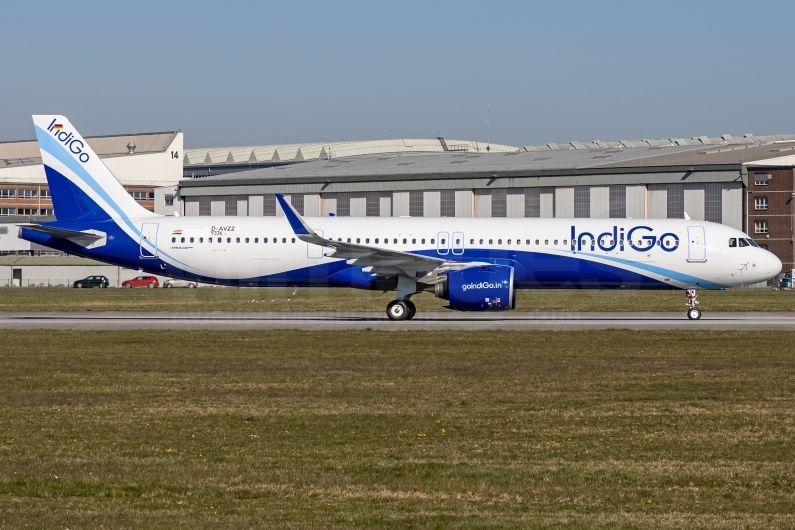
<box><xmin>47</xmin><ymin>118</ymin><xmax>90</xmax><ymax>163</ymax></box>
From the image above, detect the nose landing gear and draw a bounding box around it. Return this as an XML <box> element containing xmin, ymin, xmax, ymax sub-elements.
<box><xmin>686</xmin><ymin>289</ymin><xmax>701</xmax><ymax>320</ymax></box>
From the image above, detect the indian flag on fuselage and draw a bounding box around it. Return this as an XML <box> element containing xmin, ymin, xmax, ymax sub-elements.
<box><xmin>172</xmin><ymin>230</ymin><xmax>183</xmax><ymax>236</ymax></box>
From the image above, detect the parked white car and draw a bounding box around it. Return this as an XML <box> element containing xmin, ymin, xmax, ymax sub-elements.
<box><xmin>163</xmin><ymin>279</ymin><xmax>198</xmax><ymax>288</ymax></box>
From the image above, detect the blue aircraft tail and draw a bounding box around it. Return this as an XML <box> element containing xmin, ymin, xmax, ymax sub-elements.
<box><xmin>32</xmin><ymin>115</ymin><xmax>156</xmax><ymax>222</ymax></box>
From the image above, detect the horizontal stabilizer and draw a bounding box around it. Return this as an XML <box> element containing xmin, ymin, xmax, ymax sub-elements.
<box><xmin>18</xmin><ymin>224</ymin><xmax>103</xmax><ymax>242</ymax></box>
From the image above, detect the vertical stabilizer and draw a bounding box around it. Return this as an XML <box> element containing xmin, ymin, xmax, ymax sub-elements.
<box><xmin>32</xmin><ymin>115</ymin><xmax>156</xmax><ymax>221</ymax></box>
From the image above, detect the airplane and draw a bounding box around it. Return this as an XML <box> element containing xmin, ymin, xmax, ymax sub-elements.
<box><xmin>19</xmin><ymin>115</ymin><xmax>783</xmax><ymax>321</ymax></box>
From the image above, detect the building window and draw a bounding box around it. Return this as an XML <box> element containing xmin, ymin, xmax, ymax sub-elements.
<box><xmin>440</xmin><ymin>190</ymin><xmax>455</xmax><ymax>217</ymax></box>
<box><xmin>263</xmin><ymin>194</ymin><xmax>276</xmax><ymax>216</ymax></box>
<box><xmin>337</xmin><ymin>193</ymin><xmax>351</xmax><ymax>216</ymax></box>
<box><xmin>40</xmin><ymin>189</ymin><xmax>51</xmax><ymax>199</ymax></box>
<box><xmin>130</xmin><ymin>191</ymin><xmax>148</xmax><ymax>201</ymax></box>
<box><xmin>525</xmin><ymin>188</ymin><xmax>540</xmax><ymax>217</ymax></box>
<box><xmin>225</xmin><ymin>196</ymin><xmax>237</xmax><ymax>216</ymax></box>
<box><xmin>755</xmin><ymin>220</ymin><xmax>768</xmax><ymax>234</ymax></box>
<box><xmin>704</xmin><ymin>183</ymin><xmax>722</xmax><ymax>222</ymax></box>
<box><xmin>754</xmin><ymin>196</ymin><xmax>768</xmax><ymax>211</ymax></box>
<box><xmin>409</xmin><ymin>191</ymin><xmax>423</xmax><ymax>217</ymax></box>
<box><xmin>149</xmin><ymin>192</ymin><xmax>155</xmax><ymax>200</ymax></box>
<box><xmin>366</xmin><ymin>193</ymin><xmax>381</xmax><ymax>217</ymax></box>
<box><xmin>755</xmin><ymin>173</ymin><xmax>770</xmax><ymax>186</ymax></box>
<box><xmin>574</xmin><ymin>186</ymin><xmax>590</xmax><ymax>218</ymax></box>
<box><xmin>165</xmin><ymin>194</ymin><xmax>174</xmax><ymax>206</ymax></box>
<box><xmin>198</xmin><ymin>196</ymin><xmax>211</xmax><ymax>216</ymax></box>
<box><xmin>40</xmin><ymin>208</ymin><xmax>53</xmax><ymax>216</ymax></box>
<box><xmin>18</xmin><ymin>208</ymin><xmax>37</xmax><ymax>216</ymax></box>
<box><xmin>609</xmin><ymin>185</ymin><xmax>626</xmax><ymax>218</ymax></box>
<box><xmin>491</xmin><ymin>189</ymin><xmax>506</xmax><ymax>217</ymax></box>
<box><xmin>19</xmin><ymin>189</ymin><xmax>37</xmax><ymax>199</ymax></box>
<box><xmin>0</xmin><ymin>208</ymin><xmax>15</xmax><ymax>216</ymax></box>
<box><xmin>0</xmin><ymin>189</ymin><xmax>14</xmax><ymax>199</ymax></box>
<box><xmin>667</xmin><ymin>184</ymin><xmax>684</xmax><ymax>219</ymax></box>
<box><xmin>290</xmin><ymin>194</ymin><xmax>304</xmax><ymax>216</ymax></box>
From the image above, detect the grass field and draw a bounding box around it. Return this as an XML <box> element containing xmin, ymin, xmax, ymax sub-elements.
<box><xmin>0</xmin><ymin>286</ymin><xmax>793</xmax><ymax>312</ymax></box>
<box><xmin>1</xmin><ymin>330</ymin><xmax>794</xmax><ymax>528</ymax></box>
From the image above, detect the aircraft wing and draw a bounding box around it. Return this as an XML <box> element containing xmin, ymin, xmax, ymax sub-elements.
<box><xmin>275</xmin><ymin>194</ymin><xmax>478</xmax><ymax>283</ymax></box>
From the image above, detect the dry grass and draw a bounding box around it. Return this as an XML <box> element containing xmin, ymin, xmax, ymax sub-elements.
<box><xmin>0</xmin><ymin>286</ymin><xmax>792</xmax><ymax>312</ymax></box>
<box><xmin>0</xmin><ymin>330</ymin><xmax>794</xmax><ymax>528</ymax></box>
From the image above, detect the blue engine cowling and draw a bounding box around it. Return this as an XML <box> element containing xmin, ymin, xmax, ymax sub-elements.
<box><xmin>444</xmin><ymin>264</ymin><xmax>515</xmax><ymax>311</ymax></box>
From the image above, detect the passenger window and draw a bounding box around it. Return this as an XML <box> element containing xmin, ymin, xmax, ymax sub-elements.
<box><xmin>172</xmin><ymin>237</ymin><xmax>176</xmax><ymax>243</ymax></box>
<box><xmin>190</xmin><ymin>237</ymin><xmax>194</xmax><ymax>243</ymax></box>
<box><xmin>236</xmin><ymin>237</ymin><xmax>240</xmax><ymax>243</ymax></box>
<box><xmin>422</xmin><ymin>238</ymin><xmax>426</xmax><ymax>244</ymax></box>
<box><xmin>455</xmin><ymin>239</ymin><xmax>460</xmax><ymax>244</ymax></box>
<box><xmin>375</xmin><ymin>238</ymin><xmax>379</xmax><ymax>244</ymax></box>
<box><xmin>440</xmin><ymin>238</ymin><xmax>445</xmax><ymax>245</ymax></box>
<box><xmin>263</xmin><ymin>238</ymin><xmax>268</xmax><ymax>243</ymax></box>
<box><xmin>199</xmin><ymin>237</ymin><xmax>203</xmax><ymax>243</ymax></box>
<box><xmin>291</xmin><ymin>238</ymin><xmax>295</xmax><ymax>243</ymax></box>
<box><xmin>479</xmin><ymin>239</ymin><xmax>484</xmax><ymax>244</ymax></box>
<box><xmin>283</xmin><ymin>238</ymin><xmax>287</xmax><ymax>243</ymax></box>
<box><xmin>413</xmin><ymin>238</ymin><xmax>417</xmax><ymax>244</ymax></box>
<box><xmin>526</xmin><ymin>239</ymin><xmax>530</xmax><ymax>245</ymax></box>
<box><xmin>245</xmin><ymin>237</ymin><xmax>249</xmax><ymax>243</ymax></box>
<box><xmin>563</xmin><ymin>240</ymin><xmax>567</xmax><ymax>245</ymax></box>
<box><xmin>470</xmin><ymin>239</ymin><xmax>474</xmax><ymax>244</ymax></box>
<box><xmin>554</xmin><ymin>240</ymin><xmax>558</xmax><ymax>245</ymax></box>
<box><xmin>403</xmin><ymin>238</ymin><xmax>407</xmax><ymax>244</ymax></box>
<box><xmin>544</xmin><ymin>240</ymin><xmax>549</xmax><ymax>245</ymax></box>
<box><xmin>498</xmin><ymin>239</ymin><xmax>502</xmax><ymax>245</ymax></box>
<box><xmin>356</xmin><ymin>238</ymin><xmax>360</xmax><ymax>243</ymax></box>
<box><xmin>535</xmin><ymin>240</ymin><xmax>539</xmax><ymax>245</ymax></box>
<box><xmin>226</xmin><ymin>237</ymin><xmax>231</xmax><ymax>243</ymax></box>
<box><xmin>394</xmin><ymin>238</ymin><xmax>398</xmax><ymax>244</ymax></box>
<box><xmin>430</xmin><ymin>238</ymin><xmax>434</xmax><ymax>244</ymax></box>
<box><xmin>254</xmin><ymin>238</ymin><xmax>258</xmax><ymax>243</ymax></box>
<box><xmin>347</xmin><ymin>238</ymin><xmax>351</xmax><ymax>243</ymax></box>
<box><xmin>180</xmin><ymin>237</ymin><xmax>185</xmax><ymax>243</ymax></box>
<box><xmin>366</xmin><ymin>238</ymin><xmax>370</xmax><ymax>243</ymax></box>
<box><xmin>489</xmin><ymin>239</ymin><xmax>493</xmax><ymax>244</ymax></box>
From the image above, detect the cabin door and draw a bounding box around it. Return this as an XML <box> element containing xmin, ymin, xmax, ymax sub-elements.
<box><xmin>140</xmin><ymin>223</ymin><xmax>159</xmax><ymax>258</ymax></box>
<box><xmin>687</xmin><ymin>226</ymin><xmax>706</xmax><ymax>262</ymax></box>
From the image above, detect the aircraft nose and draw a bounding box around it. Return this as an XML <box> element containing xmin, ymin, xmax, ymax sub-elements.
<box><xmin>767</xmin><ymin>252</ymin><xmax>783</xmax><ymax>277</ymax></box>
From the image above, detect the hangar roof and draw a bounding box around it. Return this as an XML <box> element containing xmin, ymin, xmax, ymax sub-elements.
<box><xmin>179</xmin><ymin>133</ymin><xmax>795</xmax><ymax>190</ymax></box>
<box><xmin>183</xmin><ymin>138</ymin><xmax>517</xmax><ymax>167</ymax></box>
<box><xmin>0</xmin><ymin>131</ymin><xmax>179</xmax><ymax>169</ymax></box>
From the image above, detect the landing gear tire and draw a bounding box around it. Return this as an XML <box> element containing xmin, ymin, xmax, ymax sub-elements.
<box><xmin>687</xmin><ymin>308</ymin><xmax>702</xmax><ymax>320</ymax></box>
<box><xmin>386</xmin><ymin>300</ymin><xmax>410</xmax><ymax>321</ymax></box>
<box><xmin>685</xmin><ymin>289</ymin><xmax>701</xmax><ymax>320</ymax></box>
<box><xmin>406</xmin><ymin>300</ymin><xmax>416</xmax><ymax>320</ymax></box>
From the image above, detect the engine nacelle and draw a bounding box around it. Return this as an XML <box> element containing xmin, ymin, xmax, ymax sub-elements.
<box><xmin>442</xmin><ymin>264</ymin><xmax>515</xmax><ymax>311</ymax></box>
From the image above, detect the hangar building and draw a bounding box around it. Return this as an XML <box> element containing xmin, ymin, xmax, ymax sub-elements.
<box><xmin>169</xmin><ymin>134</ymin><xmax>795</xmax><ymax>272</ymax></box>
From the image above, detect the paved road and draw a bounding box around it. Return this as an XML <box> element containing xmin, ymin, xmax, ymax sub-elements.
<box><xmin>0</xmin><ymin>311</ymin><xmax>793</xmax><ymax>330</ymax></box>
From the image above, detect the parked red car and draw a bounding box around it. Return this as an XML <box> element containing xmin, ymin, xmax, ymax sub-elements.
<box><xmin>122</xmin><ymin>275</ymin><xmax>159</xmax><ymax>288</ymax></box>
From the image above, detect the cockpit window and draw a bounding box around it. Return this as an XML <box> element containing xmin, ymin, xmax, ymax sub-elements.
<box><xmin>746</xmin><ymin>238</ymin><xmax>759</xmax><ymax>248</ymax></box>
<box><xmin>738</xmin><ymin>238</ymin><xmax>748</xmax><ymax>247</ymax></box>
<box><xmin>729</xmin><ymin>238</ymin><xmax>736</xmax><ymax>247</ymax></box>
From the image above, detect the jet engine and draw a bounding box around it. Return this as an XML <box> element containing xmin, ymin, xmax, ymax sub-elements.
<box><xmin>434</xmin><ymin>264</ymin><xmax>515</xmax><ymax>311</ymax></box>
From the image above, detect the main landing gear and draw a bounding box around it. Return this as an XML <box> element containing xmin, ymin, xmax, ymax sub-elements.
<box><xmin>386</xmin><ymin>300</ymin><xmax>417</xmax><ymax>321</ymax></box>
<box><xmin>386</xmin><ymin>276</ymin><xmax>419</xmax><ymax>321</ymax></box>
<box><xmin>686</xmin><ymin>289</ymin><xmax>701</xmax><ymax>320</ymax></box>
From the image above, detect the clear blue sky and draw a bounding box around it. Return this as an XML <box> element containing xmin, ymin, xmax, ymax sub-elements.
<box><xmin>1</xmin><ymin>1</ymin><xmax>793</xmax><ymax>148</ymax></box>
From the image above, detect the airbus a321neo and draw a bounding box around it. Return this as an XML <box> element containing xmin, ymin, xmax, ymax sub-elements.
<box><xmin>20</xmin><ymin>115</ymin><xmax>782</xmax><ymax>320</ymax></box>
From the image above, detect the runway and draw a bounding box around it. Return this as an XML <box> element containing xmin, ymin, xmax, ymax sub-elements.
<box><xmin>0</xmin><ymin>311</ymin><xmax>793</xmax><ymax>330</ymax></box>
